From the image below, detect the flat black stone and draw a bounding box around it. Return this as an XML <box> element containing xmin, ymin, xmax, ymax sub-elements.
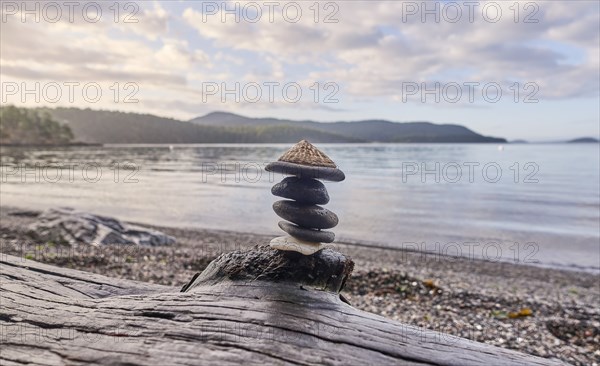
<box><xmin>278</xmin><ymin>221</ymin><xmax>335</xmax><ymax>243</ymax></box>
<box><xmin>271</xmin><ymin>177</ymin><xmax>330</xmax><ymax>205</ymax></box>
<box><xmin>265</xmin><ymin>161</ymin><xmax>345</xmax><ymax>182</ymax></box>
<box><xmin>273</xmin><ymin>200</ymin><xmax>339</xmax><ymax>229</ymax></box>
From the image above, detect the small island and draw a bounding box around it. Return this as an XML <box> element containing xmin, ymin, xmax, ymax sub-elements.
<box><xmin>568</xmin><ymin>137</ymin><xmax>599</xmax><ymax>143</ymax></box>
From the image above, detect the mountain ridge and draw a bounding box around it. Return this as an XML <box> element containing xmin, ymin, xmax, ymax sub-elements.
<box><xmin>26</xmin><ymin>107</ymin><xmax>507</xmax><ymax>144</ymax></box>
<box><xmin>190</xmin><ymin>111</ymin><xmax>506</xmax><ymax>143</ymax></box>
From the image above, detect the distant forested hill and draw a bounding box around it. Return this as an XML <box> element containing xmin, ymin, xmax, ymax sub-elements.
<box><xmin>42</xmin><ymin>107</ymin><xmax>230</xmax><ymax>144</ymax></box>
<box><xmin>0</xmin><ymin>105</ymin><xmax>74</xmax><ymax>145</ymax></box>
<box><xmin>41</xmin><ymin>107</ymin><xmax>355</xmax><ymax>144</ymax></box>
<box><xmin>9</xmin><ymin>107</ymin><xmax>505</xmax><ymax>144</ymax></box>
<box><xmin>191</xmin><ymin>112</ymin><xmax>506</xmax><ymax>143</ymax></box>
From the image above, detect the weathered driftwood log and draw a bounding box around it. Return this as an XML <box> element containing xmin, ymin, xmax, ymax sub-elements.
<box><xmin>181</xmin><ymin>246</ymin><xmax>354</xmax><ymax>293</ymax></box>
<box><xmin>0</xmin><ymin>247</ymin><xmax>565</xmax><ymax>366</ymax></box>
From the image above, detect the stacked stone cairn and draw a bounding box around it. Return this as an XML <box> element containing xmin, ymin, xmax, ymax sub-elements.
<box><xmin>265</xmin><ymin>140</ymin><xmax>345</xmax><ymax>255</ymax></box>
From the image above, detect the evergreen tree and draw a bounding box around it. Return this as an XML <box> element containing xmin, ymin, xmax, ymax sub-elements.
<box><xmin>0</xmin><ymin>105</ymin><xmax>74</xmax><ymax>145</ymax></box>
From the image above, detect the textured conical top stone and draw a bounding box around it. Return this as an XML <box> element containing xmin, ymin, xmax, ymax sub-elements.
<box><xmin>265</xmin><ymin>140</ymin><xmax>345</xmax><ymax>182</ymax></box>
<box><xmin>278</xmin><ymin>140</ymin><xmax>336</xmax><ymax>168</ymax></box>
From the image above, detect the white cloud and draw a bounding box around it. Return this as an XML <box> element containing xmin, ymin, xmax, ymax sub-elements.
<box><xmin>155</xmin><ymin>39</ymin><xmax>211</xmax><ymax>69</ymax></box>
<box><xmin>1</xmin><ymin>0</ymin><xmax>597</xmax><ymax>121</ymax></box>
<box><xmin>182</xmin><ymin>1</ymin><xmax>599</xmax><ymax>102</ymax></box>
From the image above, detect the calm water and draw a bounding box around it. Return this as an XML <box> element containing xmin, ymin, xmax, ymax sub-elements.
<box><xmin>1</xmin><ymin>143</ymin><xmax>598</xmax><ymax>271</ymax></box>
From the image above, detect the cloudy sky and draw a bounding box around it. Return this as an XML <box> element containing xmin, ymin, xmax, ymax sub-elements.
<box><xmin>1</xmin><ymin>0</ymin><xmax>598</xmax><ymax>140</ymax></box>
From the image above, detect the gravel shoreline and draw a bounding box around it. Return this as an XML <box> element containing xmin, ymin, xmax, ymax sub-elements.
<box><xmin>1</xmin><ymin>206</ymin><xmax>598</xmax><ymax>366</ymax></box>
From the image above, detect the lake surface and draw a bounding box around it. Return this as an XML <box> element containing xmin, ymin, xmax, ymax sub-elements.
<box><xmin>1</xmin><ymin>143</ymin><xmax>598</xmax><ymax>272</ymax></box>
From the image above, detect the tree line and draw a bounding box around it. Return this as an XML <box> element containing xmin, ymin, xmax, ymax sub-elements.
<box><xmin>0</xmin><ymin>105</ymin><xmax>74</xmax><ymax>145</ymax></box>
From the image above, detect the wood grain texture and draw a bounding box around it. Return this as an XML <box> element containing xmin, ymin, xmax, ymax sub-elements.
<box><xmin>0</xmin><ymin>252</ymin><xmax>565</xmax><ymax>366</ymax></box>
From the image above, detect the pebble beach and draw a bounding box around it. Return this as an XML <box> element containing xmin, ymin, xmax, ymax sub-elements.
<box><xmin>1</xmin><ymin>206</ymin><xmax>598</xmax><ymax>366</ymax></box>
